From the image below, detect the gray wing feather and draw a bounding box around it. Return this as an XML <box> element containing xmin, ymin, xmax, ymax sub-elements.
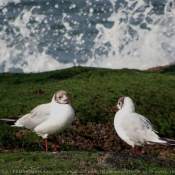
<box><xmin>14</xmin><ymin>103</ymin><xmax>51</xmax><ymax>130</ymax></box>
<box><xmin>121</xmin><ymin>113</ymin><xmax>158</xmax><ymax>144</ymax></box>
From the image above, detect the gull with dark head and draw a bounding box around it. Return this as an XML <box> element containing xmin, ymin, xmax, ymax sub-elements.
<box><xmin>113</xmin><ymin>96</ymin><xmax>175</xmax><ymax>154</ymax></box>
<box><xmin>1</xmin><ymin>90</ymin><xmax>75</xmax><ymax>153</ymax></box>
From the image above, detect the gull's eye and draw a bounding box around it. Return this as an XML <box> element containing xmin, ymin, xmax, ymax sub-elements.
<box><xmin>118</xmin><ymin>102</ymin><xmax>121</xmax><ymax>105</ymax></box>
<box><xmin>58</xmin><ymin>96</ymin><xmax>62</xmax><ymax>99</ymax></box>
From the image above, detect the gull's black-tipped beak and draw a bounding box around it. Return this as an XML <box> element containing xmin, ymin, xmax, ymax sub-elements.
<box><xmin>112</xmin><ymin>106</ymin><xmax>118</xmax><ymax>110</ymax></box>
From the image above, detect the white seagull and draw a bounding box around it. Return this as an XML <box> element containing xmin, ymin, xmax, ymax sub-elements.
<box><xmin>1</xmin><ymin>90</ymin><xmax>75</xmax><ymax>153</ymax></box>
<box><xmin>113</xmin><ymin>96</ymin><xmax>175</xmax><ymax>154</ymax></box>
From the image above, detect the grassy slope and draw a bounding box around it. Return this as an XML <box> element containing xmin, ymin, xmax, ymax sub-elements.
<box><xmin>0</xmin><ymin>66</ymin><xmax>175</xmax><ymax>135</ymax></box>
<box><xmin>0</xmin><ymin>66</ymin><xmax>175</xmax><ymax>172</ymax></box>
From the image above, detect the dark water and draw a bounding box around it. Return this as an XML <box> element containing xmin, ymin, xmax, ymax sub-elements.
<box><xmin>0</xmin><ymin>0</ymin><xmax>175</xmax><ymax>72</ymax></box>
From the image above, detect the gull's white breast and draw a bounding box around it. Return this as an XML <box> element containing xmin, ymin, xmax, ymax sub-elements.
<box><xmin>114</xmin><ymin>110</ymin><xmax>135</xmax><ymax>146</ymax></box>
<box><xmin>34</xmin><ymin>103</ymin><xmax>74</xmax><ymax>138</ymax></box>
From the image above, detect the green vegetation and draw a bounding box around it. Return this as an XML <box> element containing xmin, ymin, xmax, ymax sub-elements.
<box><xmin>0</xmin><ymin>151</ymin><xmax>174</xmax><ymax>175</ymax></box>
<box><xmin>1</xmin><ymin>66</ymin><xmax>175</xmax><ymax>134</ymax></box>
<box><xmin>0</xmin><ymin>66</ymin><xmax>175</xmax><ymax>173</ymax></box>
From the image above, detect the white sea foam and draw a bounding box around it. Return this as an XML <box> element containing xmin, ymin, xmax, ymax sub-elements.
<box><xmin>0</xmin><ymin>0</ymin><xmax>20</xmax><ymax>9</ymax></box>
<box><xmin>0</xmin><ymin>0</ymin><xmax>175</xmax><ymax>72</ymax></box>
<box><xmin>0</xmin><ymin>6</ymin><xmax>73</xmax><ymax>72</ymax></box>
<box><xmin>85</xmin><ymin>0</ymin><xmax>175</xmax><ymax>70</ymax></box>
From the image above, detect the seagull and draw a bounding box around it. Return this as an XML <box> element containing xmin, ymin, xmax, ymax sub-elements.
<box><xmin>1</xmin><ymin>90</ymin><xmax>75</xmax><ymax>153</ymax></box>
<box><xmin>113</xmin><ymin>96</ymin><xmax>175</xmax><ymax>154</ymax></box>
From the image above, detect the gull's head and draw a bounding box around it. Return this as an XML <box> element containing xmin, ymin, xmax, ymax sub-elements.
<box><xmin>113</xmin><ymin>96</ymin><xmax>135</xmax><ymax>112</ymax></box>
<box><xmin>54</xmin><ymin>90</ymin><xmax>70</xmax><ymax>104</ymax></box>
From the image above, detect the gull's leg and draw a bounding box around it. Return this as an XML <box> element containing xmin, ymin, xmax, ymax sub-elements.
<box><xmin>53</xmin><ymin>136</ymin><xmax>58</xmax><ymax>153</ymax></box>
<box><xmin>44</xmin><ymin>138</ymin><xmax>48</xmax><ymax>151</ymax></box>
<box><xmin>132</xmin><ymin>146</ymin><xmax>136</xmax><ymax>153</ymax></box>
<box><xmin>137</xmin><ymin>147</ymin><xmax>142</xmax><ymax>154</ymax></box>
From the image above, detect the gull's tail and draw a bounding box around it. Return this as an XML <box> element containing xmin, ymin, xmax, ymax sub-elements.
<box><xmin>0</xmin><ymin>118</ymin><xmax>16</xmax><ymax>125</ymax></box>
<box><xmin>159</xmin><ymin>137</ymin><xmax>175</xmax><ymax>145</ymax></box>
<box><xmin>146</xmin><ymin>133</ymin><xmax>175</xmax><ymax>145</ymax></box>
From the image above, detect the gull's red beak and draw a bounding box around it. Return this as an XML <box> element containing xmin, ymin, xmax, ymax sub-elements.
<box><xmin>65</xmin><ymin>99</ymin><xmax>70</xmax><ymax>103</ymax></box>
<box><xmin>112</xmin><ymin>106</ymin><xmax>118</xmax><ymax>110</ymax></box>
